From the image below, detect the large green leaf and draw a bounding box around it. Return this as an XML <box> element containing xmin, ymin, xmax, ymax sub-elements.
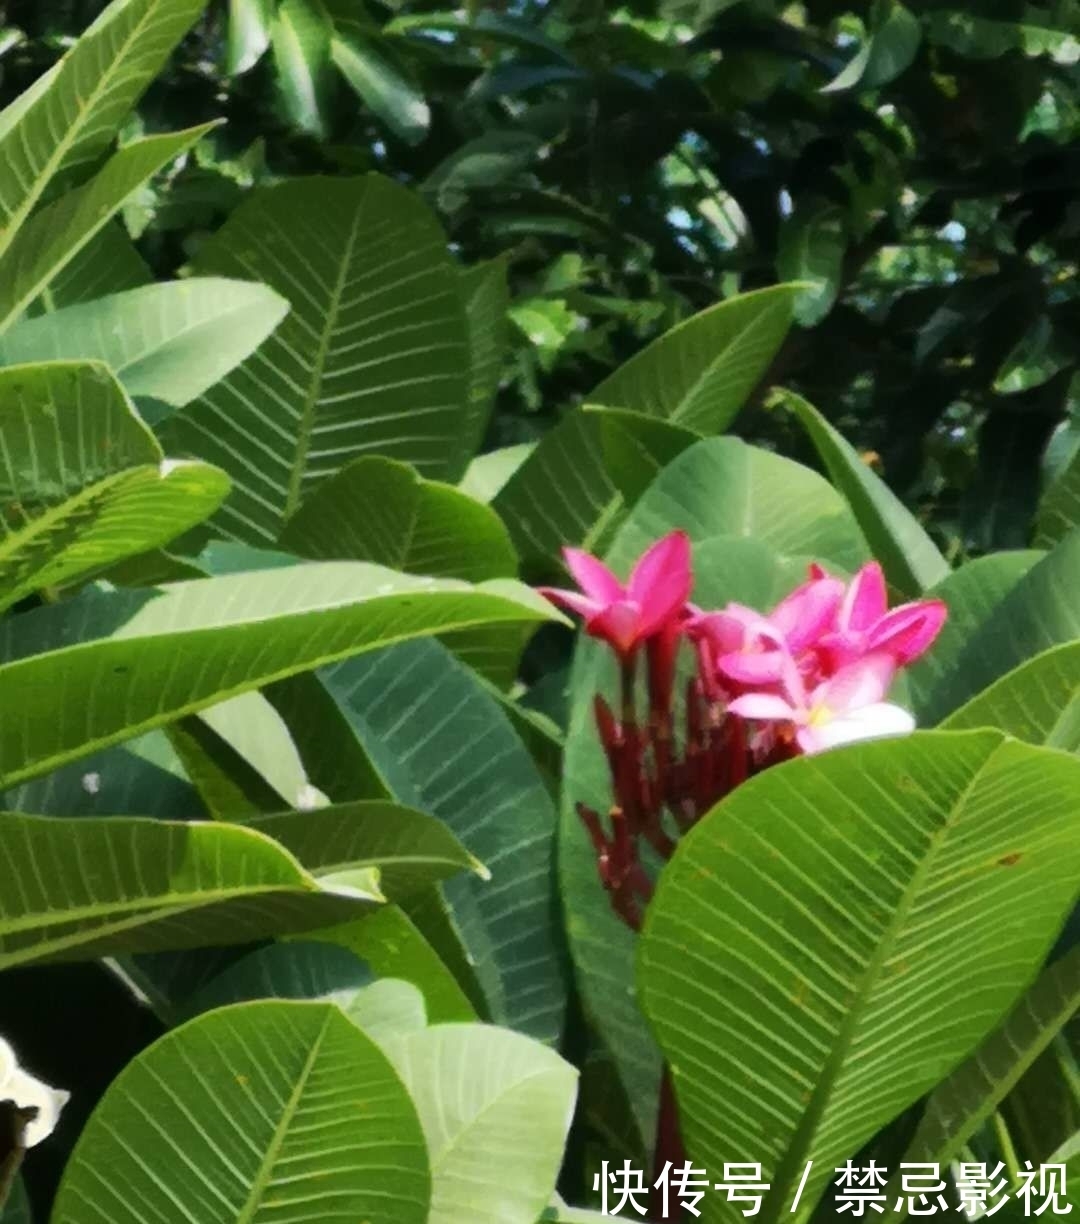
<box><xmin>247</xmin><ymin>800</ymin><xmax>486</xmax><ymax>900</ymax></box>
<box><xmin>51</xmin><ymin>1001</ymin><xmax>431</xmax><ymax>1224</ymax></box>
<box><xmin>943</xmin><ymin>641</ymin><xmax>1080</xmax><ymax>751</ymax></box>
<box><xmin>0</xmin><ymin>564</ymin><xmax>557</xmax><ymax>788</ymax></box>
<box><xmin>0</xmin><ymin>125</ymin><xmax>216</xmax><ymax>333</ymax></box>
<box><xmin>227</xmin><ymin>0</ymin><xmax>273</xmax><ymax>74</ymax></box>
<box><xmin>639</xmin><ymin>731</ymin><xmax>1080</xmax><ymax>1224</ymax></box>
<box><xmin>906</xmin><ymin>550</ymin><xmax>1044</xmax><ymax>723</ymax></box>
<box><xmin>0</xmin><ymin>0</ymin><xmax>207</xmax><ymax>256</ymax></box>
<box><xmin>492</xmin><ymin>286</ymin><xmax>799</xmax><ymax>571</ymax></box>
<box><xmin>0</xmin><ymin>813</ymin><xmax>378</xmax><ymax>973</ymax></box>
<box><xmin>899</xmin><ymin>945</ymin><xmax>1080</xmax><ymax>1171</ymax></box>
<box><xmin>0</xmin><ymin>361</ymin><xmax>228</xmax><ymax>613</ymax></box>
<box><xmin>0</xmin><ymin>280</ymin><xmax>289</xmax><ymax>406</ymax></box>
<box><xmin>914</xmin><ymin>532</ymin><xmax>1080</xmax><ymax>724</ymax></box>
<box><xmin>313</xmin><ymin>638</ymin><xmax>570</xmax><ymax>1042</ymax></box>
<box><xmin>784</xmin><ymin>390</ymin><xmax>949</xmax><ymax>594</ymax></box>
<box><xmin>607</xmin><ymin>435</ymin><xmax>869</xmax><ymax>573</ymax></box>
<box><xmin>384</xmin><ymin>1025</ymin><xmax>578</xmax><ymax>1224</ymax></box>
<box><xmin>280</xmin><ymin>456</ymin><xmax>517</xmax><ymax>580</ymax></box>
<box><xmin>161</xmin><ymin>174</ymin><xmax>472</xmax><ymax>542</ymax></box>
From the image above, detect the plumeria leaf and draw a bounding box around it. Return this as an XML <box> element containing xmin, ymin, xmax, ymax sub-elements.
<box><xmin>639</xmin><ymin>731</ymin><xmax>1080</xmax><ymax>1224</ymax></box>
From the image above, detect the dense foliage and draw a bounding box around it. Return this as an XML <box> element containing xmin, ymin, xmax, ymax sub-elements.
<box><xmin>0</xmin><ymin>2</ymin><xmax>1079</xmax><ymax>1224</ymax></box>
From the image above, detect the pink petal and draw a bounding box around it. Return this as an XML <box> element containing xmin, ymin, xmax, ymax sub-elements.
<box><xmin>815</xmin><ymin>653</ymin><xmax>896</xmax><ymax>714</ymax></box>
<box><xmin>628</xmin><ymin>530</ymin><xmax>693</xmax><ymax>638</ymax></box>
<box><xmin>841</xmin><ymin>562</ymin><xmax>888</xmax><ymax>633</ymax></box>
<box><xmin>536</xmin><ymin>587</ymin><xmax>603</xmax><ymax>621</ymax></box>
<box><xmin>718</xmin><ymin>649</ymin><xmax>788</xmax><ymax>686</ymax></box>
<box><xmin>867</xmin><ymin>599</ymin><xmax>947</xmax><ymax>665</ymax></box>
<box><xmin>686</xmin><ymin>609</ymin><xmax>749</xmax><ymax>655</ymax></box>
<box><xmin>770</xmin><ymin>576</ymin><xmax>845</xmax><ymax>651</ymax></box>
<box><xmin>563</xmin><ymin>548</ymin><xmax>624</xmax><ymax>603</ymax></box>
<box><xmin>796</xmin><ymin>725</ymin><xmax>826</xmax><ymax>755</ymax></box>
<box><xmin>728</xmin><ymin>693</ymin><xmax>798</xmax><ymax>722</ymax></box>
<box><xmin>588</xmin><ymin>600</ymin><xmax>642</xmax><ymax>654</ymax></box>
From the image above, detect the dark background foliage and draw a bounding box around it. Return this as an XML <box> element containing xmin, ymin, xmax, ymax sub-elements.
<box><xmin>3</xmin><ymin>0</ymin><xmax>1078</xmax><ymax>549</ymax></box>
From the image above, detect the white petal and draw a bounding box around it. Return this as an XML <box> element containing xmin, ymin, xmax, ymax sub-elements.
<box><xmin>809</xmin><ymin>702</ymin><xmax>915</xmax><ymax>752</ymax></box>
<box><xmin>4</xmin><ymin>1067</ymin><xmax>70</xmax><ymax>1147</ymax></box>
<box><xmin>0</xmin><ymin>1037</ymin><xmax>16</xmax><ymax>1092</ymax></box>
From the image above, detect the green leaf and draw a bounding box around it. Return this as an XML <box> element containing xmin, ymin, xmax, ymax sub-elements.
<box><xmin>227</xmin><ymin>0</ymin><xmax>274</xmax><ymax>74</ymax></box>
<box><xmin>639</xmin><ymin>731</ymin><xmax>1080</xmax><ymax>1224</ymax></box>
<box><xmin>332</xmin><ymin>27</ymin><xmax>430</xmax><ymax>145</ymax></box>
<box><xmin>460</xmin><ymin>259</ymin><xmax>510</xmax><ymax>460</ymax></box>
<box><xmin>51</xmin><ymin>1001</ymin><xmax>431</xmax><ymax>1224</ymax></box>
<box><xmin>493</xmin><ymin>286</ymin><xmax>799</xmax><ymax>570</ymax></box>
<box><xmin>308</xmin><ymin>904</ymin><xmax>477</xmax><ymax>1023</ymax></box>
<box><xmin>0</xmin><ymin>813</ymin><xmax>379</xmax><ymax>973</ymax></box>
<box><xmin>247</xmin><ymin>800</ymin><xmax>487</xmax><ymax>899</ymax></box>
<box><xmin>29</xmin><ymin>223</ymin><xmax>151</xmax><ymax>316</ymax></box>
<box><xmin>926</xmin><ymin>11</ymin><xmax>1080</xmax><ymax>64</ymax></box>
<box><xmin>784</xmin><ymin>390</ymin><xmax>949</xmax><ymax>594</ymax></box>
<box><xmin>270</xmin><ymin>0</ymin><xmax>334</xmax><ymax>137</ymax></box>
<box><xmin>591</xmin><ymin>283</ymin><xmax>798</xmax><ymax>430</ymax></box>
<box><xmin>173</xmin><ymin>940</ymin><xmax>430</xmax><ymax>1042</ymax></box>
<box><xmin>906</xmin><ymin>551</ymin><xmax>1044</xmax><ymax>723</ymax></box>
<box><xmin>161</xmin><ymin>174</ymin><xmax>472</xmax><ymax>542</ymax></box>
<box><xmin>280</xmin><ymin>456</ymin><xmax>518</xmax><ymax>581</ymax></box>
<box><xmin>0</xmin><ymin>361</ymin><xmax>228</xmax><ymax>613</ymax></box>
<box><xmin>0</xmin><ymin>280</ymin><xmax>289</xmax><ymax>406</ymax></box>
<box><xmin>821</xmin><ymin>0</ymin><xmax>921</xmax><ymax>92</ymax></box>
<box><xmin>0</xmin><ymin>563</ymin><xmax>558</xmax><ymax>789</ymax></box>
<box><xmin>776</xmin><ymin>206</ymin><xmax>846</xmax><ymax>325</ymax></box>
<box><xmin>0</xmin><ymin>124</ymin><xmax>217</xmax><ymax>333</ymax></box>
<box><xmin>460</xmin><ymin>444</ymin><xmax>535</xmax><ymax>504</ymax></box>
<box><xmin>943</xmin><ymin>642</ymin><xmax>1080</xmax><ymax>751</ymax></box>
<box><xmin>607</xmin><ymin>435</ymin><xmax>869</xmax><ymax>574</ymax></box>
<box><xmin>0</xmin><ymin>0</ymin><xmax>207</xmax><ymax>259</ymax></box>
<box><xmin>170</xmin><ymin>691</ymin><xmax>318</xmax><ymax>818</ymax></box>
<box><xmin>914</xmin><ymin>533</ymin><xmax>1080</xmax><ymax>725</ymax></box>
<box><xmin>384</xmin><ymin>1025</ymin><xmax>578</xmax><ymax>1224</ymax></box>
<box><xmin>900</xmin><ymin>946</ymin><xmax>1080</xmax><ymax>1170</ymax></box>
<box><xmin>1037</xmin><ymin>447</ymin><xmax>1080</xmax><ymax>547</ymax></box>
<box><xmin>590</xmin><ymin>407</ymin><xmax>701</xmax><ymax>507</ymax></box>
<box><xmin>314</xmin><ymin>638</ymin><xmax>570</xmax><ymax>1042</ymax></box>
<box><xmin>993</xmin><ymin>315</ymin><xmax>1072</xmax><ymax>395</ymax></box>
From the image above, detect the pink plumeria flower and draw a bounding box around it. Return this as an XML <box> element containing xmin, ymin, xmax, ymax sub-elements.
<box><xmin>689</xmin><ymin>566</ymin><xmax>845</xmax><ymax>687</ymax></box>
<box><xmin>539</xmin><ymin>531</ymin><xmax>692</xmax><ymax>656</ymax></box>
<box><xmin>819</xmin><ymin>561</ymin><xmax>947</xmax><ymax>671</ymax></box>
<box><xmin>728</xmin><ymin>652</ymin><xmax>915</xmax><ymax>755</ymax></box>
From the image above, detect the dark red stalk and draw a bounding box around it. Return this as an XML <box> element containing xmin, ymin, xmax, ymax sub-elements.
<box><xmin>652</xmin><ymin>1066</ymin><xmax>688</xmax><ymax>1221</ymax></box>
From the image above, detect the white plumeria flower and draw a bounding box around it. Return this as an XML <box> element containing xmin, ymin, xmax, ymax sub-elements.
<box><xmin>0</xmin><ymin>1036</ymin><xmax>69</xmax><ymax>1148</ymax></box>
<box><xmin>728</xmin><ymin>652</ymin><xmax>916</xmax><ymax>756</ymax></box>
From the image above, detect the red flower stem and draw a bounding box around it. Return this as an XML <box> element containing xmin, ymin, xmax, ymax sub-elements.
<box><xmin>652</xmin><ymin>1065</ymin><xmax>687</xmax><ymax>1221</ymax></box>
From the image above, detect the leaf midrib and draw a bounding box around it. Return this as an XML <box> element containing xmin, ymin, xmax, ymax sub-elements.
<box><xmin>284</xmin><ymin>195</ymin><xmax>364</xmax><ymax>517</ymax></box>
<box><xmin>232</xmin><ymin>1010</ymin><xmax>334</xmax><ymax>1224</ymax></box>
<box><xmin>763</xmin><ymin>744</ymin><xmax>1004</xmax><ymax>1224</ymax></box>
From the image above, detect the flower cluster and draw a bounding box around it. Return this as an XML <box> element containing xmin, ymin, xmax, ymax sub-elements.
<box><xmin>540</xmin><ymin>532</ymin><xmax>946</xmax><ymax>928</ymax></box>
